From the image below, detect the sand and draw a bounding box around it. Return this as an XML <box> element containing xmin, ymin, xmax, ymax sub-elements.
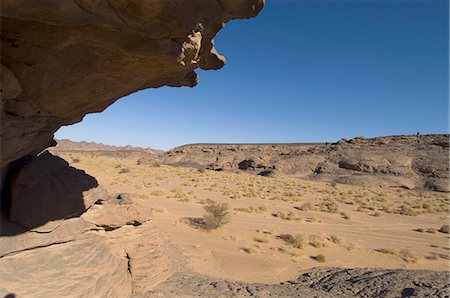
<box><xmin>55</xmin><ymin>151</ymin><xmax>449</xmax><ymax>284</ymax></box>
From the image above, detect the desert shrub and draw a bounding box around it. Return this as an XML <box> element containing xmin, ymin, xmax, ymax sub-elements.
<box><xmin>329</xmin><ymin>235</ymin><xmax>343</xmax><ymax>245</ymax></box>
<box><xmin>373</xmin><ymin>212</ymin><xmax>381</xmax><ymax>217</ymax></box>
<box><xmin>398</xmin><ymin>205</ymin><xmax>419</xmax><ymax>216</ymax></box>
<box><xmin>376</xmin><ymin>248</ymin><xmax>396</xmax><ymax>255</ymax></box>
<box><xmin>309</xmin><ymin>235</ymin><xmax>327</xmax><ymax>248</ymax></box>
<box><xmin>425</xmin><ymin>253</ymin><xmax>439</xmax><ymax>260</ymax></box>
<box><xmin>422</xmin><ymin>203</ymin><xmax>432</xmax><ymax>210</ymax></box>
<box><xmin>119</xmin><ymin>168</ymin><xmax>130</xmax><ymax>174</ymax></box>
<box><xmin>340</xmin><ymin>212</ymin><xmax>351</xmax><ymax>220</ymax></box>
<box><xmin>241</xmin><ymin>247</ymin><xmax>256</xmax><ymax>254</ymax></box>
<box><xmin>299</xmin><ymin>202</ymin><xmax>316</xmax><ymax>211</ymax></box>
<box><xmin>72</xmin><ymin>158</ymin><xmax>81</xmax><ymax>163</ymax></box>
<box><xmin>330</xmin><ymin>181</ymin><xmax>337</xmax><ymax>188</ymax></box>
<box><xmin>318</xmin><ymin>200</ymin><xmax>340</xmax><ymax>213</ymax></box>
<box><xmin>305</xmin><ymin>217</ymin><xmax>322</xmax><ymax>223</ymax></box>
<box><xmin>381</xmin><ymin>206</ymin><xmax>394</xmax><ymax>214</ymax></box>
<box><xmin>150</xmin><ymin>190</ymin><xmax>163</xmax><ymax>196</ymax></box>
<box><xmin>150</xmin><ymin>207</ymin><xmax>167</xmax><ymax>213</ymax></box>
<box><xmin>313</xmin><ymin>254</ymin><xmax>326</xmax><ymax>263</ymax></box>
<box><xmin>203</xmin><ymin>202</ymin><xmax>230</xmax><ymax>230</ymax></box>
<box><xmin>170</xmin><ymin>188</ymin><xmax>190</xmax><ymax>201</ymax></box>
<box><xmin>273</xmin><ymin>211</ymin><xmax>300</xmax><ymax>221</ymax></box>
<box><xmin>236</xmin><ymin>206</ymin><xmax>267</xmax><ymax>214</ymax></box>
<box><xmin>279</xmin><ymin>233</ymin><xmax>307</xmax><ymax>249</ymax></box>
<box><xmin>254</xmin><ymin>237</ymin><xmax>269</xmax><ymax>244</ymax></box>
<box><xmin>438</xmin><ymin>224</ymin><xmax>449</xmax><ymax>234</ymax></box>
<box><xmin>426</xmin><ymin>228</ymin><xmax>436</xmax><ymax>234</ymax></box>
<box><xmin>399</xmin><ymin>249</ymin><xmax>419</xmax><ymax>263</ymax></box>
<box><xmin>197</xmin><ymin>168</ymin><xmax>206</xmax><ymax>173</ymax></box>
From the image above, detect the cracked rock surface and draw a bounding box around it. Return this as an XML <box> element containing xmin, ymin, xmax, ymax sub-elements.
<box><xmin>1</xmin><ymin>187</ymin><xmax>173</xmax><ymax>297</ymax></box>
<box><xmin>145</xmin><ymin>268</ymin><xmax>450</xmax><ymax>298</ymax></box>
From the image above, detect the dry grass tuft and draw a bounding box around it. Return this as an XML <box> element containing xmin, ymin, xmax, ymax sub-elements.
<box><xmin>398</xmin><ymin>249</ymin><xmax>419</xmax><ymax>263</ymax></box>
<box><xmin>279</xmin><ymin>233</ymin><xmax>307</xmax><ymax>249</ymax></box>
<box><xmin>312</xmin><ymin>254</ymin><xmax>326</xmax><ymax>263</ymax></box>
<box><xmin>438</xmin><ymin>224</ymin><xmax>449</xmax><ymax>234</ymax></box>
<box><xmin>329</xmin><ymin>235</ymin><xmax>343</xmax><ymax>245</ymax></box>
<box><xmin>309</xmin><ymin>235</ymin><xmax>327</xmax><ymax>248</ymax></box>
<box><xmin>376</xmin><ymin>248</ymin><xmax>397</xmax><ymax>255</ymax></box>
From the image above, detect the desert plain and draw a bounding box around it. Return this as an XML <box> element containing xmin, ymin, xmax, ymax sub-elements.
<box><xmin>52</xmin><ymin>138</ymin><xmax>449</xmax><ymax>293</ymax></box>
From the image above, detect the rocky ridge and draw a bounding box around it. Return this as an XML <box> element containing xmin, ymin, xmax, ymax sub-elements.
<box><xmin>138</xmin><ymin>134</ymin><xmax>449</xmax><ymax>192</ymax></box>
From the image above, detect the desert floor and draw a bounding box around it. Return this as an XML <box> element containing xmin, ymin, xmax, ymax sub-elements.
<box><xmin>56</xmin><ymin>152</ymin><xmax>449</xmax><ymax>284</ymax></box>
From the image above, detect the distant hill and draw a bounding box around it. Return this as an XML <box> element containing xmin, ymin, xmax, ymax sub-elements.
<box><xmin>137</xmin><ymin>134</ymin><xmax>449</xmax><ymax>192</ymax></box>
<box><xmin>52</xmin><ymin>139</ymin><xmax>162</xmax><ymax>153</ymax></box>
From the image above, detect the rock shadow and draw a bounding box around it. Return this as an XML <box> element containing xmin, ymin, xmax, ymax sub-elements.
<box><xmin>182</xmin><ymin>217</ymin><xmax>208</xmax><ymax>230</ymax></box>
<box><xmin>0</xmin><ymin>151</ymin><xmax>100</xmax><ymax>236</ymax></box>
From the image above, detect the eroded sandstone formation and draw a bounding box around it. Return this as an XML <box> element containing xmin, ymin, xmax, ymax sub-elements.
<box><xmin>0</xmin><ymin>0</ymin><xmax>264</xmax><ymax>189</ymax></box>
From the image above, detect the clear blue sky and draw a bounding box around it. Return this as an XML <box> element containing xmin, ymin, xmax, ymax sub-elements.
<box><xmin>56</xmin><ymin>0</ymin><xmax>449</xmax><ymax>150</ymax></box>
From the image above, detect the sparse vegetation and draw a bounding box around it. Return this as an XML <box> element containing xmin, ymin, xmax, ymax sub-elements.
<box><xmin>272</xmin><ymin>211</ymin><xmax>300</xmax><ymax>221</ymax></box>
<box><xmin>426</xmin><ymin>228</ymin><xmax>436</xmax><ymax>234</ymax></box>
<box><xmin>376</xmin><ymin>248</ymin><xmax>396</xmax><ymax>255</ymax></box>
<box><xmin>150</xmin><ymin>190</ymin><xmax>164</xmax><ymax>196</ymax></box>
<box><xmin>399</xmin><ymin>249</ymin><xmax>419</xmax><ymax>263</ymax></box>
<box><xmin>235</xmin><ymin>206</ymin><xmax>267</xmax><ymax>214</ymax></box>
<box><xmin>438</xmin><ymin>224</ymin><xmax>449</xmax><ymax>234</ymax></box>
<box><xmin>340</xmin><ymin>212</ymin><xmax>351</xmax><ymax>220</ymax></box>
<box><xmin>150</xmin><ymin>206</ymin><xmax>167</xmax><ymax>213</ymax></box>
<box><xmin>318</xmin><ymin>199</ymin><xmax>340</xmax><ymax>213</ymax></box>
<box><xmin>203</xmin><ymin>201</ymin><xmax>230</xmax><ymax>230</ymax></box>
<box><xmin>279</xmin><ymin>233</ymin><xmax>307</xmax><ymax>249</ymax></box>
<box><xmin>329</xmin><ymin>235</ymin><xmax>343</xmax><ymax>244</ymax></box>
<box><xmin>398</xmin><ymin>205</ymin><xmax>419</xmax><ymax>216</ymax></box>
<box><xmin>254</xmin><ymin>237</ymin><xmax>269</xmax><ymax>244</ymax></box>
<box><xmin>299</xmin><ymin>202</ymin><xmax>316</xmax><ymax>211</ymax></box>
<box><xmin>312</xmin><ymin>254</ymin><xmax>326</xmax><ymax>263</ymax></box>
<box><xmin>309</xmin><ymin>235</ymin><xmax>327</xmax><ymax>248</ymax></box>
<box><xmin>241</xmin><ymin>247</ymin><xmax>256</xmax><ymax>254</ymax></box>
<box><xmin>119</xmin><ymin>168</ymin><xmax>130</xmax><ymax>174</ymax></box>
<box><xmin>54</xmin><ymin>151</ymin><xmax>450</xmax><ymax>275</ymax></box>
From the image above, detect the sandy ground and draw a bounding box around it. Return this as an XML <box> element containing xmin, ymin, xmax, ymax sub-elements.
<box><xmin>56</xmin><ymin>152</ymin><xmax>450</xmax><ymax>284</ymax></box>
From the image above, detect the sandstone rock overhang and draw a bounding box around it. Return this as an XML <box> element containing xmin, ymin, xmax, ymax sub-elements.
<box><xmin>0</xmin><ymin>0</ymin><xmax>264</xmax><ymax>190</ymax></box>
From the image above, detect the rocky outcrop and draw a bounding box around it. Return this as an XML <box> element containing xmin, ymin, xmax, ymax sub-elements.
<box><xmin>146</xmin><ymin>268</ymin><xmax>450</xmax><ymax>297</ymax></box>
<box><xmin>138</xmin><ymin>135</ymin><xmax>449</xmax><ymax>192</ymax></box>
<box><xmin>0</xmin><ymin>0</ymin><xmax>264</xmax><ymax>189</ymax></box>
<box><xmin>1</xmin><ymin>173</ymin><xmax>172</xmax><ymax>297</ymax></box>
